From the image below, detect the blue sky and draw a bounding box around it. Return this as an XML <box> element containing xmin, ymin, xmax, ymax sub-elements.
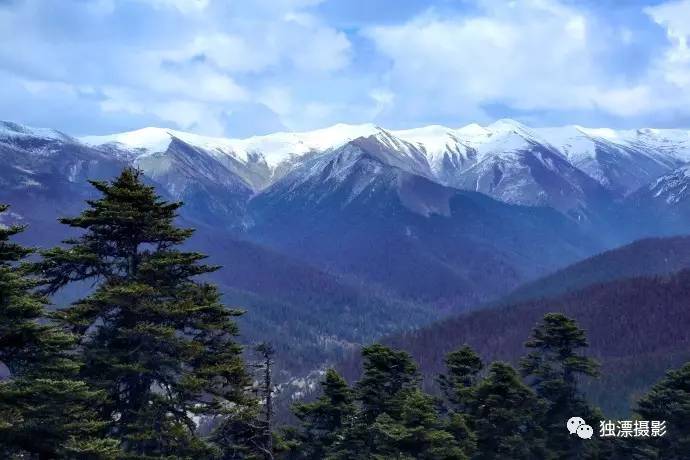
<box><xmin>1</xmin><ymin>0</ymin><xmax>690</xmax><ymax>137</ymax></box>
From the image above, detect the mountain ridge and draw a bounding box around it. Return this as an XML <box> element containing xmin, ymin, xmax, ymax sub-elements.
<box><xmin>8</xmin><ymin>118</ymin><xmax>690</xmax><ymax>203</ymax></box>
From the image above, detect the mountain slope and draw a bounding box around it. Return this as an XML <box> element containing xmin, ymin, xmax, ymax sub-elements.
<box><xmin>0</xmin><ymin>121</ymin><xmax>128</xmax><ymax>244</ymax></box>
<box><xmin>502</xmin><ymin>235</ymin><xmax>690</xmax><ymax>304</ymax></box>
<box><xmin>188</xmin><ymin>230</ymin><xmax>438</xmax><ymax>376</ymax></box>
<box><xmin>80</xmin><ymin>120</ymin><xmax>690</xmax><ymax>219</ymax></box>
<box><xmin>537</xmin><ymin>126</ymin><xmax>689</xmax><ymax>195</ymax></box>
<box><xmin>622</xmin><ymin>164</ymin><xmax>690</xmax><ymax>238</ymax></box>
<box><xmin>353</xmin><ymin>268</ymin><xmax>690</xmax><ymax>416</ymax></box>
<box><xmin>248</xmin><ymin>134</ymin><xmax>601</xmax><ymax>310</ymax></box>
<box><xmin>395</xmin><ymin>120</ymin><xmax>690</xmax><ymax>205</ymax></box>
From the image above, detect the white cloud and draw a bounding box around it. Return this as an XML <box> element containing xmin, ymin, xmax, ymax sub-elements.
<box><xmin>0</xmin><ymin>0</ymin><xmax>352</xmax><ymax>135</ymax></box>
<box><xmin>646</xmin><ymin>0</ymin><xmax>690</xmax><ymax>88</ymax></box>
<box><xmin>365</xmin><ymin>0</ymin><xmax>612</xmax><ymax>121</ymax></box>
<box><xmin>3</xmin><ymin>0</ymin><xmax>690</xmax><ymax>135</ymax></box>
<box><xmin>258</xmin><ymin>86</ymin><xmax>294</xmax><ymax>116</ymax></box>
<box><xmin>358</xmin><ymin>0</ymin><xmax>690</xmax><ymax>125</ymax></box>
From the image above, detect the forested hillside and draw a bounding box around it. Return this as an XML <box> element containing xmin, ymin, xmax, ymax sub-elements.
<box><xmin>502</xmin><ymin>235</ymin><xmax>690</xmax><ymax>304</ymax></box>
<box><xmin>359</xmin><ymin>269</ymin><xmax>690</xmax><ymax>416</ymax></box>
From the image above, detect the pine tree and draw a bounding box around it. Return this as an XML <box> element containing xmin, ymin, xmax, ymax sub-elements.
<box><xmin>471</xmin><ymin>362</ymin><xmax>549</xmax><ymax>460</ymax></box>
<box><xmin>368</xmin><ymin>389</ymin><xmax>469</xmax><ymax>460</ymax></box>
<box><xmin>636</xmin><ymin>362</ymin><xmax>690</xmax><ymax>458</ymax></box>
<box><xmin>34</xmin><ymin>169</ymin><xmax>252</xmax><ymax>458</ymax></box>
<box><xmin>0</xmin><ymin>204</ymin><xmax>119</xmax><ymax>459</ymax></box>
<box><xmin>355</xmin><ymin>343</ymin><xmax>419</xmax><ymax>423</ymax></box>
<box><xmin>520</xmin><ymin>313</ymin><xmax>600</xmax><ymax>458</ymax></box>
<box><xmin>325</xmin><ymin>344</ymin><xmax>420</xmax><ymax>460</ymax></box>
<box><xmin>438</xmin><ymin>345</ymin><xmax>483</xmax><ymax>413</ymax></box>
<box><xmin>285</xmin><ymin>369</ymin><xmax>355</xmax><ymax>459</ymax></box>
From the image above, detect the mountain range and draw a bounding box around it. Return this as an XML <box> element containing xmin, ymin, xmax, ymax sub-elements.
<box><xmin>4</xmin><ymin>118</ymin><xmax>690</xmax><ymax>380</ymax></box>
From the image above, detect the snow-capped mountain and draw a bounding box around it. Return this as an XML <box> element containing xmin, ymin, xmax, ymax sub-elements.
<box><xmin>393</xmin><ymin>120</ymin><xmax>690</xmax><ymax>206</ymax></box>
<box><xmin>79</xmin><ymin>120</ymin><xmax>690</xmax><ymax>217</ymax></box>
<box><xmin>249</xmin><ymin>136</ymin><xmax>599</xmax><ymax>308</ymax></box>
<box><xmin>8</xmin><ymin>117</ymin><xmax>690</xmax><ymax>232</ymax></box>
<box><xmin>6</xmin><ymin>117</ymin><xmax>690</xmax><ymax>358</ymax></box>
<box><xmin>82</xmin><ymin>124</ymin><xmax>381</xmax><ymax>191</ymax></box>
<box><xmin>0</xmin><ymin>120</ymin><xmax>74</xmax><ymax>143</ymax></box>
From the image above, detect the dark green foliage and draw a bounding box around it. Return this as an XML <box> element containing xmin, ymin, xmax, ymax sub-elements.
<box><xmin>282</xmin><ymin>369</ymin><xmax>354</xmax><ymax>459</ymax></box>
<box><xmin>0</xmin><ymin>204</ymin><xmax>119</xmax><ymax>459</ymax></box>
<box><xmin>438</xmin><ymin>345</ymin><xmax>483</xmax><ymax>413</ymax></box>
<box><xmin>6</xmin><ymin>166</ymin><xmax>690</xmax><ymax>460</ymax></box>
<box><xmin>328</xmin><ymin>344</ymin><xmax>422</xmax><ymax>459</ymax></box>
<box><xmin>367</xmin><ymin>389</ymin><xmax>469</xmax><ymax>460</ymax></box>
<box><xmin>636</xmin><ymin>362</ymin><xmax>690</xmax><ymax>459</ymax></box>
<box><xmin>355</xmin><ymin>343</ymin><xmax>419</xmax><ymax>423</ymax></box>
<box><xmin>286</xmin><ymin>345</ymin><xmax>473</xmax><ymax>460</ymax></box>
<box><xmin>0</xmin><ymin>204</ymin><xmax>72</xmax><ymax>378</ymax></box>
<box><xmin>520</xmin><ymin>313</ymin><xmax>600</xmax><ymax>458</ymax></box>
<box><xmin>35</xmin><ymin>169</ymin><xmax>252</xmax><ymax>458</ymax></box>
<box><xmin>471</xmin><ymin>362</ymin><xmax>548</xmax><ymax>459</ymax></box>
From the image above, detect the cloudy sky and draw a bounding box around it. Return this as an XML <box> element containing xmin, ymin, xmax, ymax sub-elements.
<box><xmin>1</xmin><ymin>0</ymin><xmax>690</xmax><ymax>137</ymax></box>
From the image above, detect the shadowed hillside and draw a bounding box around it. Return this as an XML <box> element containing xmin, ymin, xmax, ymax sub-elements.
<box><xmin>501</xmin><ymin>235</ymin><xmax>690</xmax><ymax>305</ymax></box>
<box><xmin>340</xmin><ymin>268</ymin><xmax>690</xmax><ymax>416</ymax></box>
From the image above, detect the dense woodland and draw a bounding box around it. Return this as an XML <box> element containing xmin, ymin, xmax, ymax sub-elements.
<box><xmin>1</xmin><ymin>168</ymin><xmax>689</xmax><ymax>459</ymax></box>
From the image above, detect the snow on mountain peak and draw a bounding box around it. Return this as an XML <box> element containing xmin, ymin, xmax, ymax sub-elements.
<box><xmin>82</xmin><ymin>127</ymin><xmax>176</xmax><ymax>154</ymax></box>
<box><xmin>45</xmin><ymin>119</ymin><xmax>690</xmax><ymax>200</ymax></box>
<box><xmin>488</xmin><ymin>118</ymin><xmax>530</xmax><ymax>131</ymax></box>
<box><xmin>234</xmin><ymin>123</ymin><xmax>379</xmax><ymax>166</ymax></box>
<box><xmin>0</xmin><ymin>121</ymin><xmax>73</xmax><ymax>143</ymax></box>
<box><xmin>576</xmin><ymin>126</ymin><xmax>620</xmax><ymax>140</ymax></box>
<box><xmin>82</xmin><ymin>123</ymin><xmax>381</xmax><ymax>168</ymax></box>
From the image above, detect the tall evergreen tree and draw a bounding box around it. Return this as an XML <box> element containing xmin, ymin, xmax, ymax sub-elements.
<box><xmin>326</xmin><ymin>344</ymin><xmax>421</xmax><ymax>460</ymax></box>
<box><xmin>284</xmin><ymin>369</ymin><xmax>355</xmax><ymax>459</ymax></box>
<box><xmin>636</xmin><ymin>362</ymin><xmax>690</xmax><ymax>459</ymax></box>
<box><xmin>355</xmin><ymin>343</ymin><xmax>419</xmax><ymax>423</ymax></box>
<box><xmin>368</xmin><ymin>389</ymin><xmax>469</xmax><ymax>460</ymax></box>
<box><xmin>520</xmin><ymin>313</ymin><xmax>599</xmax><ymax>458</ymax></box>
<box><xmin>35</xmin><ymin>169</ymin><xmax>252</xmax><ymax>458</ymax></box>
<box><xmin>438</xmin><ymin>345</ymin><xmax>483</xmax><ymax>413</ymax></box>
<box><xmin>471</xmin><ymin>362</ymin><xmax>549</xmax><ymax>460</ymax></box>
<box><xmin>0</xmin><ymin>204</ymin><xmax>119</xmax><ymax>459</ymax></box>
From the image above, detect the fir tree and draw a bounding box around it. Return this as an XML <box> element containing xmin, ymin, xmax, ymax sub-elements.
<box><xmin>471</xmin><ymin>362</ymin><xmax>549</xmax><ymax>460</ymax></box>
<box><xmin>35</xmin><ymin>169</ymin><xmax>252</xmax><ymax>458</ymax></box>
<box><xmin>636</xmin><ymin>362</ymin><xmax>690</xmax><ymax>459</ymax></box>
<box><xmin>0</xmin><ymin>204</ymin><xmax>119</xmax><ymax>459</ymax></box>
<box><xmin>438</xmin><ymin>345</ymin><xmax>483</xmax><ymax>413</ymax></box>
<box><xmin>326</xmin><ymin>344</ymin><xmax>420</xmax><ymax>460</ymax></box>
<box><xmin>520</xmin><ymin>313</ymin><xmax>600</xmax><ymax>459</ymax></box>
<box><xmin>285</xmin><ymin>369</ymin><xmax>355</xmax><ymax>459</ymax></box>
<box><xmin>355</xmin><ymin>343</ymin><xmax>419</xmax><ymax>423</ymax></box>
<box><xmin>368</xmin><ymin>389</ymin><xmax>469</xmax><ymax>460</ymax></box>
